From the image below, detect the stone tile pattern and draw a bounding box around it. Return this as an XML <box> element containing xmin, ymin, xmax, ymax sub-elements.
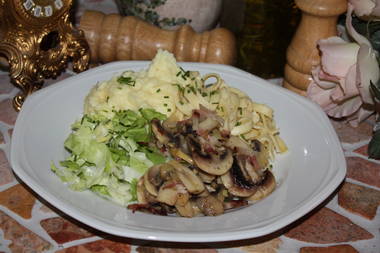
<box><xmin>0</xmin><ymin>210</ymin><xmax>51</xmax><ymax>252</ymax></box>
<box><xmin>300</xmin><ymin>244</ymin><xmax>359</xmax><ymax>253</ymax></box>
<box><xmin>338</xmin><ymin>181</ymin><xmax>380</xmax><ymax>220</ymax></box>
<box><xmin>285</xmin><ymin>207</ymin><xmax>373</xmax><ymax>243</ymax></box>
<box><xmin>0</xmin><ymin>149</ymin><xmax>14</xmax><ymax>186</ymax></box>
<box><xmin>40</xmin><ymin>217</ymin><xmax>93</xmax><ymax>244</ymax></box>
<box><xmin>240</xmin><ymin>238</ymin><xmax>282</xmax><ymax>253</ymax></box>
<box><xmin>346</xmin><ymin>156</ymin><xmax>380</xmax><ymax>188</ymax></box>
<box><xmin>330</xmin><ymin>119</ymin><xmax>372</xmax><ymax>144</ymax></box>
<box><xmin>0</xmin><ymin>184</ymin><xmax>36</xmax><ymax>219</ymax></box>
<box><xmin>56</xmin><ymin>239</ymin><xmax>131</xmax><ymax>253</ymax></box>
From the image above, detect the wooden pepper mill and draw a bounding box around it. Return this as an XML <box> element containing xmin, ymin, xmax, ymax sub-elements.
<box><xmin>79</xmin><ymin>10</ymin><xmax>236</xmax><ymax>65</ymax></box>
<box><xmin>283</xmin><ymin>0</ymin><xmax>347</xmax><ymax>96</ymax></box>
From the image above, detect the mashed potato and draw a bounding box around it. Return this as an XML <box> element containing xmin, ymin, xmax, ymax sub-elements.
<box><xmin>84</xmin><ymin>50</ymin><xmax>190</xmax><ymax>118</ymax></box>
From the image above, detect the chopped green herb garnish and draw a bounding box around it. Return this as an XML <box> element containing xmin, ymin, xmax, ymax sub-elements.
<box><xmin>117</xmin><ymin>76</ymin><xmax>136</xmax><ymax>86</ymax></box>
<box><xmin>189</xmin><ymin>86</ymin><xmax>197</xmax><ymax>94</ymax></box>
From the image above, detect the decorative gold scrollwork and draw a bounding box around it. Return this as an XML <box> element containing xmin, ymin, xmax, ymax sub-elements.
<box><xmin>0</xmin><ymin>0</ymin><xmax>90</xmax><ymax>110</ymax></box>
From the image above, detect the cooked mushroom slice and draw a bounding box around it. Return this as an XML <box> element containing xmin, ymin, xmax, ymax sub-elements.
<box><xmin>225</xmin><ymin>135</ymin><xmax>255</xmax><ymax>156</ymax></box>
<box><xmin>168</xmin><ymin>160</ymin><xmax>205</xmax><ymax>194</ymax></box>
<box><xmin>170</xmin><ymin>148</ymin><xmax>194</xmax><ymax>165</ymax></box>
<box><xmin>196</xmin><ymin>195</ymin><xmax>224</xmax><ymax>216</ymax></box>
<box><xmin>220</xmin><ymin>157</ymin><xmax>258</xmax><ymax>197</ymax></box>
<box><xmin>197</xmin><ymin>170</ymin><xmax>216</xmax><ymax>183</ymax></box>
<box><xmin>175</xmin><ymin>201</ymin><xmax>195</xmax><ymax>218</ymax></box>
<box><xmin>137</xmin><ymin>177</ymin><xmax>148</xmax><ymax>204</ymax></box>
<box><xmin>156</xmin><ymin>181</ymin><xmax>187</xmax><ymax>206</ymax></box>
<box><xmin>197</xmin><ymin>117</ymin><xmax>220</xmax><ymax>136</ymax></box>
<box><xmin>151</xmin><ymin>118</ymin><xmax>174</xmax><ymax>145</ymax></box>
<box><xmin>143</xmin><ymin>164</ymin><xmax>162</xmax><ymax>197</ymax></box>
<box><xmin>192</xmin><ymin>148</ymin><xmax>233</xmax><ymax>175</ymax></box>
<box><xmin>245</xmin><ymin>170</ymin><xmax>276</xmax><ymax>202</ymax></box>
<box><xmin>236</xmin><ymin>155</ymin><xmax>265</xmax><ymax>184</ymax></box>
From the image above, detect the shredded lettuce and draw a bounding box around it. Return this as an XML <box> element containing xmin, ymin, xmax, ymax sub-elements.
<box><xmin>52</xmin><ymin>108</ymin><xmax>167</xmax><ymax>206</ymax></box>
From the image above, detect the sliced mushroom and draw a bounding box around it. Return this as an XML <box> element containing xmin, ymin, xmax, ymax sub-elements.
<box><xmin>236</xmin><ymin>155</ymin><xmax>265</xmax><ymax>184</ymax></box>
<box><xmin>151</xmin><ymin>118</ymin><xmax>174</xmax><ymax>145</ymax></box>
<box><xmin>143</xmin><ymin>165</ymin><xmax>162</xmax><ymax>197</ymax></box>
<box><xmin>156</xmin><ymin>181</ymin><xmax>186</xmax><ymax>206</ymax></box>
<box><xmin>168</xmin><ymin>160</ymin><xmax>205</xmax><ymax>194</ymax></box>
<box><xmin>170</xmin><ymin>147</ymin><xmax>194</xmax><ymax>164</ymax></box>
<box><xmin>196</xmin><ymin>195</ymin><xmax>224</xmax><ymax>216</ymax></box>
<box><xmin>136</xmin><ymin>177</ymin><xmax>148</xmax><ymax>204</ymax></box>
<box><xmin>192</xmin><ymin>148</ymin><xmax>233</xmax><ymax>175</ymax></box>
<box><xmin>197</xmin><ymin>117</ymin><xmax>220</xmax><ymax>136</ymax></box>
<box><xmin>245</xmin><ymin>170</ymin><xmax>276</xmax><ymax>202</ymax></box>
<box><xmin>225</xmin><ymin>135</ymin><xmax>255</xmax><ymax>156</ymax></box>
<box><xmin>175</xmin><ymin>201</ymin><xmax>195</xmax><ymax>218</ymax></box>
<box><xmin>197</xmin><ymin>170</ymin><xmax>216</xmax><ymax>183</ymax></box>
<box><xmin>220</xmin><ymin>157</ymin><xmax>258</xmax><ymax>197</ymax></box>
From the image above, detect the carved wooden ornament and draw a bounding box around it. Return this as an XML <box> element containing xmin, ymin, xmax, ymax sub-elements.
<box><xmin>0</xmin><ymin>0</ymin><xmax>90</xmax><ymax>110</ymax></box>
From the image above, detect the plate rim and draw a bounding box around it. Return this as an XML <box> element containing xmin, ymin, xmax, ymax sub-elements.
<box><xmin>10</xmin><ymin>61</ymin><xmax>346</xmax><ymax>242</ymax></box>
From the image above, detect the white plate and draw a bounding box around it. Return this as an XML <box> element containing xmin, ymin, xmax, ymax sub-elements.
<box><xmin>10</xmin><ymin>61</ymin><xmax>346</xmax><ymax>242</ymax></box>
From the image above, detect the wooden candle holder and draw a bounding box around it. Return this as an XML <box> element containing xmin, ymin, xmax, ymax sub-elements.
<box><xmin>283</xmin><ymin>0</ymin><xmax>347</xmax><ymax>96</ymax></box>
<box><xmin>79</xmin><ymin>10</ymin><xmax>236</xmax><ymax>65</ymax></box>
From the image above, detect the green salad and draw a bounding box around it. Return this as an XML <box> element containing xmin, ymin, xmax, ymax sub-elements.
<box><xmin>51</xmin><ymin>108</ymin><xmax>167</xmax><ymax>206</ymax></box>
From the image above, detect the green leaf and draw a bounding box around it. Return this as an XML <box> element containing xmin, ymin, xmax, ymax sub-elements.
<box><xmin>90</xmin><ymin>185</ymin><xmax>110</xmax><ymax>197</ymax></box>
<box><xmin>368</xmin><ymin>129</ymin><xmax>380</xmax><ymax>159</ymax></box>
<box><xmin>139</xmin><ymin>108</ymin><xmax>166</xmax><ymax>121</ymax></box>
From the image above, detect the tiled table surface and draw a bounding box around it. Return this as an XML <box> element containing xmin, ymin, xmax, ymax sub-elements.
<box><xmin>1</xmin><ymin>2</ymin><xmax>380</xmax><ymax>253</ymax></box>
<box><xmin>1</xmin><ymin>71</ymin><xmax>380</xmax><ymax>253</ymax></box>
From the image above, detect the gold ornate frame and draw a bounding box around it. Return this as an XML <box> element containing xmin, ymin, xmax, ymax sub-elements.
<box><xmin>0</xmin><ymin>0</ymin><xmax>90</xmax><ymax>110</ymax></box>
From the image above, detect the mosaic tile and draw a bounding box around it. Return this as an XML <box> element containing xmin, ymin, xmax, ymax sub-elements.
<box><xmin>56</xmin><ymin>239</ymin><xmax>131</xmax><ymax>253</ymax></box>
<box><xmin>39</xmin><ymin>204</ymin><xmax>54</xmax><ymax>213</ymax></box>
<box><xmin>353</xmin><ymin>144</ymin><xmax>369</xmax><ymax>157</ymax></box>
<box><xmin>136</xmin><ymin>247</ymin><xmax>217</xmax><ymax>253</ymax></box>
<box><xmin>0</xmin><ymin>210</ymin><xmax>51</xmax><ymax>252</ymax></box>
<box><xmin>300</xmin><ymin>244</ymin><xmax>359</xmax><ymax>253</ymax></box>
<box><xmin>0</xmin><ymin>183</ymin><xmax>36</xmax><ymax>219</ymax></box>
<box><xmin>240</xmin><ymin>238</ymin><xmax>282</xmax><ymax>253</ymax></box>
<box><xmin>40</xmin><ymin>217</ymin><xmax>93</xmax><ymax>244</ymax></box>
<box><xmin>0</xmin><ymin>99</ymin><xmax>18</xmax><ymax>126</ymax></box>
<box><xmin>285</xmin><ymin>207</ymin><xmax>373</xmax><ymax>243</ymax></box>
<box><xmin>0</xmin><ymin>149</ymin><xmax>14</xmax><ymax>186</ymax></box>
<box><xmin>330</xmin><ymin>120</ymin><xmax>372</xmax><ymax>144</ymax></box>
<box><xmin>338</xmin><ymin>181</ymin><xmax>380</xmax><ymax>220</ymax></box>
<box><xmin>346</xmin><ymin>157</ymin><xmax>380</xmax><ymax>188</ymax></box>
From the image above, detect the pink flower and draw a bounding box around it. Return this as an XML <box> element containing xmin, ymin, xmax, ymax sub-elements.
<box><xmin>307</xmin><ymin>3</ymin><xmax>380</xmax><ymax>126</ymax></box>
<box><xmin>349</xmin><ymin>0</ymin><xmax>380</xmax><ymax>17</ymax></box>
